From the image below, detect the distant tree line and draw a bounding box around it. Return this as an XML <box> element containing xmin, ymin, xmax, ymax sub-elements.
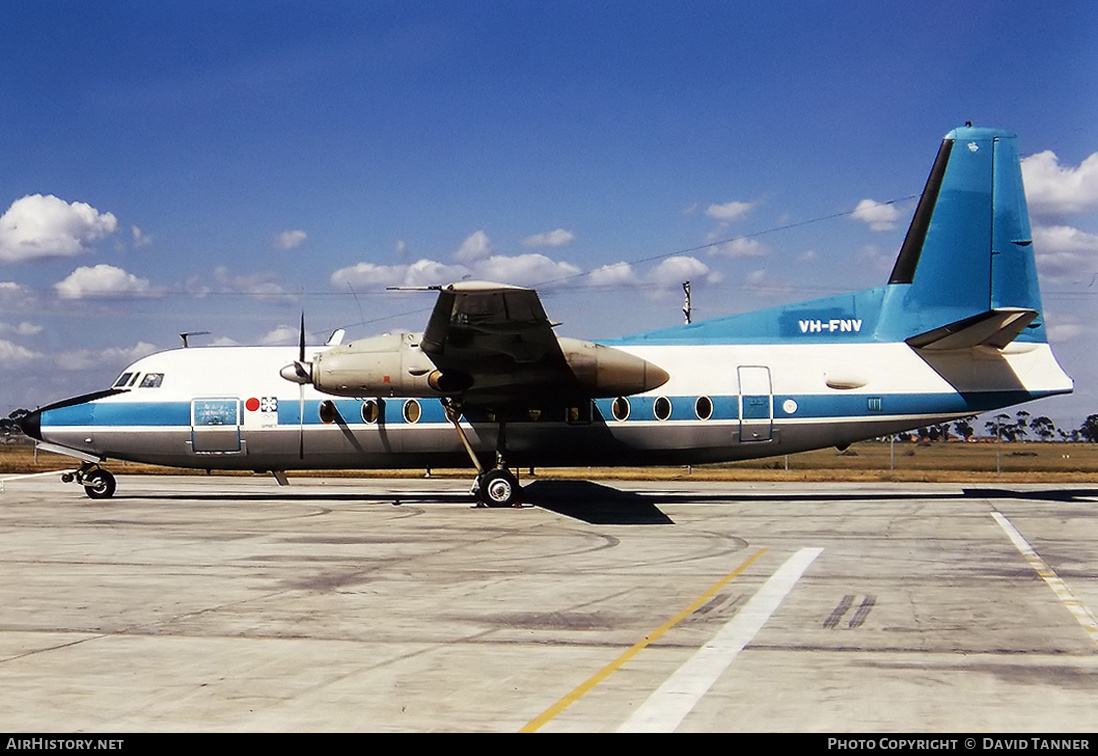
<box><xmin>896</xmin><ymin>410</ymin><xmax>1098</xmax><ymax>443</ymax></box>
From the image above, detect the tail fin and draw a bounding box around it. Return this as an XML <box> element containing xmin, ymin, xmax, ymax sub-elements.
<box><xmin>878</xmin><ymin>126</ymin><xmax>1046</xmax><ymax>344</ymax></box>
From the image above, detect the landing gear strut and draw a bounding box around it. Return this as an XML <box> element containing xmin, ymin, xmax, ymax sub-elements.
<box><xmin>61</xmin><ymin>462</ymin><xmax>117</xmax><ymax>499</ymax></box>
<box><xmin>442</xmin><ymin>399</ymin><xmax>523</xmax><ymax>508</ymax></box>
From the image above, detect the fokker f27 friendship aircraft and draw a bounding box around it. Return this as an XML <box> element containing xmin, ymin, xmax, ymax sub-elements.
<box><xmin>19</xmin><ymin>126</ymin><xmax>1073</xmax><ymax>506</ymax></box>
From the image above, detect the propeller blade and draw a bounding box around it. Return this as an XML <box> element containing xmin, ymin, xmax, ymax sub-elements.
<box><xmin>299</xmin><ymin>311</ymin><xmax>306</xmax><ymax>364</ymax></box>
<box><xmin>298</xmin><ymin>384</ymin><xmax>305</xmax><ymax>460</ymax></box>
<box><xmin>298</xmin><ymin>309</ymin><xmax>306</xmax><ymax>458</ymax></box>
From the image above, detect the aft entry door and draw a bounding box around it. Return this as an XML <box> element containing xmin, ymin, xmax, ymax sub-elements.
<box><xmin>191</xmin><ymin>398</ymin><xmax>242</xmax><ymax>453</ymax></box>
<box><xmin>738</xmin><ymin>366</ymin><xmax>773</xmax><ymax>442</ymax></box>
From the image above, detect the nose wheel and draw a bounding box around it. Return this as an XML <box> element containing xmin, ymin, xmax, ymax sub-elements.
<box><xmin>61</xmin><ymin>463</ymin><xmax>117</xmax><ymax>499</ymax></box>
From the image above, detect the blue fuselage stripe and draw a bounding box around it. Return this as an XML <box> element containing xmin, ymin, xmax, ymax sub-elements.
<box><xmin>40</xmin><ymin>390</ymin><xmax>1050</xmax><ymax>430</ymax></box>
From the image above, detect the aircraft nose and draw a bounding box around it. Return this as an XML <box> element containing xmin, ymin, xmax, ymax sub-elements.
<box><xmin>18</xmin><ymin>409</ymin><xmax>42</xmax><ymax>441</ymax></box>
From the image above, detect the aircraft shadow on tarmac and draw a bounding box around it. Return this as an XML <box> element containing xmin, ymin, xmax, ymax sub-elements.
<box><xmin>520</xmin><ymin>480</ymin><xmax>675</xmax><ymax>524</ymax></box>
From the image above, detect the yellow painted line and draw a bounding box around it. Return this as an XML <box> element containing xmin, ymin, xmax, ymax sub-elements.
<box><xmin>519</xmin><ymin>547</ymin><xmax>767</xmax><ymax>733</ymax></box>
<box><xmin>992</xmin><ymin>511</ymin><xmax>1098</xmax><ymax>647</ymax></box>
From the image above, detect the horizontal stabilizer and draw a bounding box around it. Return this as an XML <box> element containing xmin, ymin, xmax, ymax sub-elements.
<box><xmin>906</xmin><ymin>308</ymin><xmax>1037</xmax><ymax>351</ymax></box>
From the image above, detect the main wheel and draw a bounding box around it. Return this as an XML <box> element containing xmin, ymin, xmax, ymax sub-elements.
<box><xmin>478</xmin><ymin>468</ymin><xmax>520</xmax><ymax>508</ymax></box>
<box><xmin>83</xmin><ymin>469</ymin><xmax>116</xmax><ymax>499</ymax></box>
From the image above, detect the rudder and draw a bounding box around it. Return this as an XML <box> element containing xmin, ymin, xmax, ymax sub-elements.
<box><xmin>880</xmin><ymin>126</ymin><xmax>1046</xmax><ymax>343</ymax></box>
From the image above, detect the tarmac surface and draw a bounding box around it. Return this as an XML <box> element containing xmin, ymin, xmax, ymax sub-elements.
<box><xmin>1</xmin><ymin>473</ymin><xmax>1097</xmax><ymax>733</ymax></box>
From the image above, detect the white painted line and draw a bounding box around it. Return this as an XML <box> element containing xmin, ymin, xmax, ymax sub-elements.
<box><xmin>618</xmin><ymin>546</ymin><xmax>823</xmax><ymax>733</ymax></box>
<box><xmin>991</xmin><ymin>511</ymin><xmax>1098</xmax><ymax>647</ymax></box>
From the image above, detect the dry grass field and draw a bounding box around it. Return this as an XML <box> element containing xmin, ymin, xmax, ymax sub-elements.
<box><xmin>2</xmin><ymin>439</ymin><xmax>1095</xmax><ymax>483</ymax></box>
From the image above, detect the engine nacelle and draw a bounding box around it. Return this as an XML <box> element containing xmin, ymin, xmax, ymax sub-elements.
<box><xmin>297</xmin><ymin>332</ymin><xmax>669</xmax><ymax>401</ymax></box>
<box><xmin>557</xmin><ymin>337</ymin><xmax>669</xmax><ymax>397</ymax></box>
<box><xmin>310</xmin><ymin>332</ymin><xmax>444</xmax><ymax>398</ymax></box>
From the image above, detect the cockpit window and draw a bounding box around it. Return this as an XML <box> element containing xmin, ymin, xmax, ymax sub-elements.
<box><xmin>139</xmin><ymin>373</ymin><xmax>164</xmax><ymax>388</ymax></box>
<box><xmin>113</xmin><ymin>372</ymin><xmax>133</xmax><ymax>388</ymax></box>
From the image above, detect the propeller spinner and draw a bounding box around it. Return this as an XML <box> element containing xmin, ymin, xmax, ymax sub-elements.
<box><xmin>279</xmin><ymin>312</ymin><xmax>313</xmax><ymax>385</ymax></box>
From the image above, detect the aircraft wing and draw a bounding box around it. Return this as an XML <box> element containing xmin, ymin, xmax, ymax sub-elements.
<box><xmin>418</xmin><ymin>282</ymin><xmax>668</xmax><ymax>406</ymax></box>
<box><xmin>422</xmin><ymin>282</ymin><xmax>563</xmax><ymax>367</ymax></box>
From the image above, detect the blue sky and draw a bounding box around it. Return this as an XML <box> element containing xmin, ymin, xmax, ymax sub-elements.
<box><xmin>2</xmin><ymin>1</ymin><xmax>1096</xmax><ymax>431</ymax></box>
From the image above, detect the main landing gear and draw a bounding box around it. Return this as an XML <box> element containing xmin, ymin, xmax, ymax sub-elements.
<box><xmin>443</xmin><ymin>399</ymin><xmax>523</xmax><ymax>508</ymax></box>
<box><xmin>472</xmin><ymin>467</ymin><xmax>521</xmax><ymax>508</ymax></box>
<box><xmin>61</xmin><ymin>462</ymin><xmax>117</xmax><ymax>499</ymax></box>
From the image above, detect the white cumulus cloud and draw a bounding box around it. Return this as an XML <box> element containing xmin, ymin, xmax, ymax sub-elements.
<box><xmin>0</xmin><ymin>338</ymin><xmax>43</xmax><ymax>366</ymax></box>
<box><xmin>0</xmin><ymin>321</ymin><xmax>42</xmax><ymax>337</ymax></box>
<box><xmin>705</xmin><ymin>201</ymin><xmax>755</xmax><ymax>222</ymax></box>
<box><xmin>1032</xmin><ymin>224</ymin><xmax>1098</xmax><ymax>283</ymax></box>
<box><xmin>648</xmin><ymin>255</ymin><xmax>719</xmax><ymax>285</ymax></box>
<box><xmin>454</xmin><ymin>230</ymin><xmax>494</xmax><ymax>263</ymax></box>
<box><xmin>851</xmin><ymin>198</ymin><xmax>903</xmax><ymax>231</ymax></box>
<box><xmin>710</xmin><ymin>236</ymin><xmax>770</xmax><ymax>258</ymax></box>
<box><xmin>1022</xmin><ymin>151</ymin><xmax>1098</xmax><ymax>216</ymax></box>
<box><xmin>275</xmin><ymin>229</ymin><xmax>308</xmax><ymax>249</ymax></box>
<box><xmin>330</xmin><ymin>259</ymin><xmax>470</xmax><ymax>290</ymax></box>
<box><xmin>588</xmin><ymin>262</ymin><xmax>641</xmax><ymax>287</ymax></box>
<box><xmin>470</xmin><ymin>254</ymin><xmax>580</xmax><ymax>286</ymax></box>
<box><xmin>54</xmin><ymin>264</ymin><xmax>153</xmax><ymax>299</ymax></box>
<box><xmin>0</xmin><ymin>194</ymin><xmax>119</xmax><ymax>262</ymax></box>
<box><xmin>522</xmin><ymin>228</ymin><xmax>576</xmax><ymax>248</ymax></box>
<box><xmin>54</xmin><ymin>341</ymin><xmax>158</xmax><ymax>371</ymax></box>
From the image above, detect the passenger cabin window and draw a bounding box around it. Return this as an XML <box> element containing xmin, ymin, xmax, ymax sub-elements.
<box><xmin>611</xmin><ymin>397</ymin><xmax>630</xmax><ymax>421</ymax></box>
<box><xmin>403</xmin><ymin>399</ymin><xmax>421</xmax><ymax>424</ymax></box>
<box><xmin>695</xmin><ymin>396</ymin><xmax>714</xmax><ymax>421</ymax></box>
<box><xmin>653</xmin><ymin>396</ymin><xmax>672</xmax><ymax>421</ymax></box>
<box><xmin>140</xmin><ymin>373</ymin><xmax>164</xmax><ymax>388</ymax></box>
<box><xmin>361</xmin><ymin>400</ymin><xmax>380</xmax><ymax>424</ymax></box>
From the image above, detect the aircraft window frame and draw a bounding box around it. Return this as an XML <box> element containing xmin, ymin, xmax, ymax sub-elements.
<box><xmin>653</xmin><ymin>396</ymin><xmax>672</xmax><ymax>422</ymax></box>
<box><xmin>695</xmin><ymin>396</ymin><xmax>713</xmax><ymax>421</ymax></box>
<box><xmin>403</xmin><ymin>399</ymin><xmax>421</xmax><ymax>424</ymax></box>
<box><xmin>139</xmin><ymin>373</ymin><xmax>164</xmax><ymax>388</ymax></box>
<box><xmin>319</xmin><ymin>400</ymin><xmax>338</xmax><ymax>425</ymax></box>
<box><xmin>611</xmin><ymin>396</ymin><xmax>630</xmax><ymax>422</ymax></box>
<box><xmin>565</xmin><ymin>400</ymin><xmax>593</xmax><ymax>425</ymax></box>
<box><xmin>113</xmin><ymin>373</ymin><xmax>132</xmax><ymax>388</ymax></box>
<box><xmin>361</xmin><ymin>399</ymin><xmax>380</xmax><ymax>424</ymax></box>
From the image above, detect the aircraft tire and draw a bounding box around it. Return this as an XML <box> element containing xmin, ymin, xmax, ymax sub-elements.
<box><xmin>479</xmin><ymin>468</ymin><xmax>520</xmax><ymax>508</ymax></box>
<box><xmin>83</xmin><ymin>470</ymin><xmax>116</xmax><ymax>499</ymax></box>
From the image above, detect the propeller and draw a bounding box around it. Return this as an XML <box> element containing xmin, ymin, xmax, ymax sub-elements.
<box><xmin>277</xmin><ymin>312</ymin><xmax>310</xmax><ymax>459</ymax></box>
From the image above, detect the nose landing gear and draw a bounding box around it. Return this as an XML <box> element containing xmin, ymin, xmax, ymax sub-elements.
<box><xmin>61</xmin><ymin>463</ymin><xmax>117</xmax><ymax>499</ymax></box>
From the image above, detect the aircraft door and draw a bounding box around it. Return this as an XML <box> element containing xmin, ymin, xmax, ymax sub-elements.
<box><xmin>738</xmin><ymin>366</ymin><xmax>773</xmax><ymax>442</ymax></box>
<box><xmin>191</xmin><ymin>398</ymin><xmax>242</xmax><ymax>453</ymax></box>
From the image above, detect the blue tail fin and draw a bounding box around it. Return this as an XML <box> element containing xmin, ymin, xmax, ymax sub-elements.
<box><xmin>878</xmin><ymin>126</ymin><xmax>1046</xmax><ymax>344</ymax></box>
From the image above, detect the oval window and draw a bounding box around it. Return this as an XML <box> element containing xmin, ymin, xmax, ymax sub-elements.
<box><xmin>612</xmin><ymin>396</ymin><xmax>630</xmax><ymax>421</ymax></box>
<box><xmin>403</xmin><ymin>399</ymin><xmax>421</xmax><ymax>424</ymax></box>
<box><xmin>695</xmin><ymin>396</ymin><xmax>713</xmax><ymax>421</ymax></box>
<box><xmin>361</xmin><ymin>399</ymin><xmax>380</xmax><ymax>424</ymax></box>
<box><xmin>319</xmin><ymin>400</ymin><xmax>339</xmax><ymax>424</ymax></box>
<box><xmin>653</xmin><ymin>396</ymin><xmax>672</xmax><ymax>421</ymax></box>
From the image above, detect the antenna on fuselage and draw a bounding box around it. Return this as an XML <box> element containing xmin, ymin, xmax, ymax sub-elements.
<box><xmin>180</xmin><ymin>331</ymin><xmax>211</xmax><ymax>348</ymax></box>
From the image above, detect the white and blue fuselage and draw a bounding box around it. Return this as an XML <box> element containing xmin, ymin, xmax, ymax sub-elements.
<box><xmin>19</xmin><ymin>127</ymin><xmax>1074</xmax><ymax>500</ymax></box>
